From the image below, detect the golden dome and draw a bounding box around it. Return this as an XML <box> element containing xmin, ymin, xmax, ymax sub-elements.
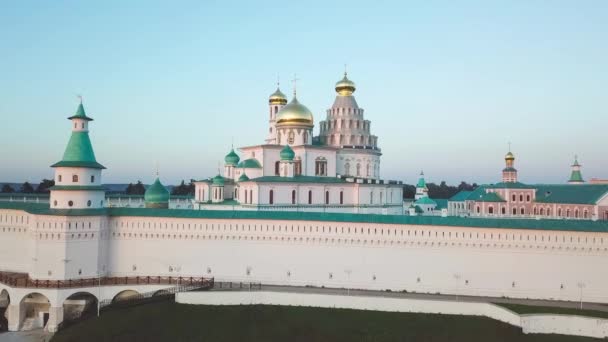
<box><xmin>276</xmin><ymin>97</ymin><xmax>314</xmax><ymax>126</ymax></box>
<box><xmin>269</xmin><ymin>87</ymin><xmax>287</xmax><ymax>105</ymax></box>
<box><xmin>335</xmin><ymin>72</ymin><xmax>356</xmax><ymax>96</ymax></box>
<box><xmin>505</xmin><ymin>151</ymin><xmax>515</xmax><ymax>160</ymax></box>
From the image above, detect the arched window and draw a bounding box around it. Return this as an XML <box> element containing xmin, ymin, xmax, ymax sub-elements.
<box><xmin>520</xmin><ymin>207</ymin><xmax>525</xmax><ymax>215</ymax></box>
<box><xmin>574</xmin><ymin>209</ymin><xmax>579</xmax><ymax>218</ymax></box>
<box><xmin>526</xmin><ymin>194</ymin><xmax>531</xmax><ymax>202</ymax></box>
<box><xmin>533</xmin><ymin>207</ymin><xmax>537</xmax><ymax>215</ymax></box>
<box><xmin>356</xmin><ymin>163</ymin><xmax>361</xmax><ymax>177</ymax></box>
<box><xmin>583</xmin><ymin>210</ymin><xmax>588</xmax><ymax>219</ymax></box>
<box><xmin>292</xmin><ymin>190</ymin><xmax>296</xmax><ymax>204</ymax></box>
<box><xmin>547</xmin><ymin>208</ymin><xmax>551</xmax><ymax>216</ymax></box>
<box><xmin>249</xmin><ymin>190</ymin><xmax>253</xmax><ymax>204</ymax></box>
<box><xmin>275</xmin><ymin>161</ymin><xmax>280</xmax><ymax>176</ymax></box>
<box><xmin>344</xmin><ymin>162</ymin><xmax>351</xmax><ymax>176</ymax></box>
<box><xmin>512</xmin><ymin>208</ymin><xmax>517</xmax><ymax>215</ymax></box>
<box><xmin>315</xmin><ymin>157</ymin><xmax>327</xmax><ymax>176</ymax></box>
<box><xmin>90</xmin><ymin>175</ymin><xmax>95</xmax><ymax>183</ymax></box>
<box><xmin>366</xmin><ymin>163</ymin><xmax>370</xmax><ymax>177</ymax></box>
<box><xmin>269</xmin><ymin>190</ymin><xmax>274</xmax><ymax>205</ymax></box>
<box><xmin>58</xmin><ymin>175</ymin><xmax>62</xmax><ymax>182</ymax></box>
<box><xmin>558</xmin><ymin>208</ymin><xmax>562</xmax><ymax>217</ymax></box>
<box><xmin>340</xmin><ymin>191</ymin><xmax>344</xmax><ymax>205</ymax></box>
<box><xmin>288</xmin><ymin>131</ymin><xmax>295</xmax><ymax>144</ymax></box>
<box><xmin>235</xmin><ymin>189</ymin><xmax>238</xmax><ymax>198</ymax></box>
<box><xmin>295</xmin><ymin>158</ymin><xmax>302</xmax><ymax>176</ymax></box>
<box><xmin>519</xmin><ymin>195</ymin><xmax>523</xmax><ymax>202</ymax></box>
<box><xmin>476</xmin><ymin>206</ymin><xmax>480</xmax><ymax>214</ymax></box>
<box><xmin>501</xmin><ymin>207</ymin><xmax>506</xmax><ymax>215</ymax></box>
<box><xmin>303</xmin><ymin>131</ymin><xmax>308</xmax><ymax>144</ymax></box>
<box><xmin>325</xmin><ymin>191</ymin><xmax>329</xmax><ymax>205</ymax></box>
<box><xmin>488</xmin><ymin>207</ymin><xmax>494</xmax><ymax>214</ymax></box>
<box><xmin>72</xmin><ymin>175</ymin><xmax>78</xmax><ymax>182</ymax></box>
<box><xmin>274</xmin><ymin>106</ymin><xmax>278</xmax><ymax>114</ymax></box>
<box><xmin>566</xmin><ymin>209</ymin><xmax>571</xmax><ymax>218</ymax></box>
<box><xmin>512</xmin><ymin>194</ymin><xmax>516</xmax><ymax>202</ymax></box>
<box><xmin>539</xmin><ymin>208</ymin><xmax>544</xmax><ymax>215</ymax></box>
<box><xmin>308</xmin><ymin>190</ymin><xmax>312</xmax><ymax>204</ymax></box>
<box><xmin>370</xmin><ymin>192</ymin><xmax>374</xmax><ymax>204</ymax></box>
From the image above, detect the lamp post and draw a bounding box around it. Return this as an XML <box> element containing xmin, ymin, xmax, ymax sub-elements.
<box><xmin>577</xmin><ymin>282</ymin><xmax>586</xmax><ymax>310</ymax></box>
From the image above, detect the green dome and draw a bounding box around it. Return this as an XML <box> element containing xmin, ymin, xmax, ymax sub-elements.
<box><xmin>212</xmin><ymin>174</ymin><xmax>225</xmax><ymax>186</ymax></box>
<box><xmin>224</xmin><ymin>149</ymin><xmax>240</xmax><ymax>166</ymax></box>
<box><xmin>144</xmin><ymin>178</ymin><xmax>170</xmax><ymax>204</ymax></box>
<box><xmin>238</xmin><ymin>173</ymin><xmax>250</xmax><ymax>182</ymax></box>
<box><xmin>280</xmin><ymin>145</ymin><xmax>295</xmax><ymax>161</ymax></box>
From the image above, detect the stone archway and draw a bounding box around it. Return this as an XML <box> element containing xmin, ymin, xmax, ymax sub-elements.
<box><xmin>62</xmin><ymin>292</ymin><xmax>98</xmax><ymax>325</ymax></box>
<box><xmin>152</xmin><ymin>290</ymin><xmax>170</xmax><ymax>297</ymax></box>
<box><xmin>19</xmin><ymin>292</ymin><xmax>51</xmax><ymax>331</ymax></box>
<box><xmin>0</xmin><ymin>289</ymin><xmax>10</xmax><ymax>331</ymax></box>
<box><xmin>112</xmin><ymin>290</ymin><xmax>140</xmax><ymax>303</ymax></box>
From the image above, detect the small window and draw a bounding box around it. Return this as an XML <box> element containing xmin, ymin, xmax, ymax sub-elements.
<box><xmin>58</xmin><ymin>175</ymin><xmax>62</xmax><ymax>182</ymax></box>
<box><xmin>87</xmin><ymin>200</ymin><xmax>91</xmax><ymax>207</ymax></box>
<box><xmin>340</xmin><ymin>191</ymin><xmax>344</xmax><ymax>205</ymax></box>
<box><xmin>512</xmin><ymin>194</ymin><xmax>516</xmax><ymax>202</ymax></box>
<box><xmin>519</xmin><ymin>195</ymin><xmax>523</xmax><ymax>202</ymax></box>
<box><xmin>501</xmin><ymin>207</ymin><xmax>506</xmax><ymax>214</ymax></box>
<box><xmin>269</xmin><ymin>190</ymin><xmax>274</xmax><ymax>205</ymax></box>
<box><xmin>53</xmin><ymin>200</ymin><xmax>58</xmax><ymax>207</ymax></box>
<box><xmin>90</xmin><ymin>175</ymin><xmax>95</xmax><ymax>183</ymax></box>
<box><xmin>308</xmin><ymin>190</ymin><xmax>312</xmax><ymax>205</ymax></box>
<box><xmin>72</xmin><ymin>175</ymin><xmax>79</xmax><ymax>182</ymax></box>
<box><xmin>68</xmin><ymin>200</ymin><xmax>74</xmax><ymax>207</ymax></box>
<box><xmin>520</xmin><ymin>208</ymin><xmax>525</xmax><ymax>215</ymax></box>
<box><xmin>292</xmin><ymin>190</ymin><xmax>296</xmax><ymax>204</ymax></box>
<box><xmin>325</xmin><ymin>191</ymin><xmax>329</xmax><ymax>205</ymax></box>
<box><xmin>526</xmin><ymin>194</ymin><xmax>531</xmax><ymax>202</ymax></box>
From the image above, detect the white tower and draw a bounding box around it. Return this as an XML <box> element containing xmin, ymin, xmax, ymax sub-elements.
<box><xmin>50</xmin><ymin>101</ymin><xmax>106</xmax><ymax>209</ymax></box>
<box><xmin>415</xmin><ymin>171</ymin><xmax>429</xmax><ymax>200</ymax></box>
<box><xmin>266</xmin><ymin>82</ymin><xmax>288</xmax><ymax>144</ymax></box>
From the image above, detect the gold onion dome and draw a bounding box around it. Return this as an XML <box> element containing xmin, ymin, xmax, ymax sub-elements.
<box><xmin>335</xmin><ymin>72</ymin><xmax>356</xmax><ymax>96</ymax></box>
<box><xmin>276</xmin><ymin>97</ymin><xmax>314</xmax><ymax>127</ymax></box>
<box><xmin>269</xmin><ymin>87</ymin><xmax>288</xmax><ymax>105</ymax></box>
<box><xmin>505</xmin><ymin>151</ymin><xmax>515</xmax><ymax>160</ymax></box>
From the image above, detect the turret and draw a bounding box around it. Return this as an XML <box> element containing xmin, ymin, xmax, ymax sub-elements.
<box><xmin>502</xmin><ymin>151</ymin><xmax>518</xmax><ymax>183</ymax></box>
<box><xmin>278</xmin><ymin>145</ymin><xmax>296</xmax><ymax>177</ymax></box>
<box><xmin>224</xmin><ymin>148</ymin><xmax>240</xmax><ymax>179</ymax></box>
<box><xmin>414</xmin><ymin>171</ymin><xmax>429</xmax><ymax>200</ymax></box>
<box><xmin>211</xmin><ymin>174</ymin><xmax>225</xmax><ymax>203</ymax></box>
<box><xmin>568</xmin><ymin>156</ymin><xmax>584</xmax><ymax>184</ymax></box>
<box><xmin>49</xmin><ymin>101</ymin><xmax>106</xmax><ymax>209</ymax></box>
<box><xmin>266</xmin><ymin>82</ymin><xmax>288</xmax><ymax>144</ymax></box>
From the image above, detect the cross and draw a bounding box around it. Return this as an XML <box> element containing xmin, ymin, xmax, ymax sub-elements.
<box><xmin>277</xmin><ymin>74</ymin><xmax>280</xmax><ymax>88</ymax></box>
<box><xmin>77</xmin><ymin>94</ymin><xmax>83</xmax><ymax>104</ymax></box>
<box><xmin>155</xmin><ymin>161</ymin><xmax>159</xmax><ymax>177</ymax></box>
<box><xmin>291</xmin><ymin>74</ymin><xmax>300</xmax><ymax>97</ymax></box>
<box><xmin>344</xmin><ymin>63</ymin><xmax>348</xmax><ymax>76</ymax></box>
<box><xmin>508</xmin><ymin>141</ymin><xmax>511</xmax><ymax>152</ymax></box>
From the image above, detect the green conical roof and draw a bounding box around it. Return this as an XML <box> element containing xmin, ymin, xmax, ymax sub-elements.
<box><xmin>569</xmin><ymin>170</ymin><xmax>584</xmax><ymax>183</ymax></box>
<box><xmin>416</xmin><ymin>171</ymin><xmax>426</xmax><ymax>188</ymax></box>
<box><xmin>67</xmin><ymin>103</ymin><xmax>94</xmax><ymax>121</ymax></box>
<box><xmin>144</xmin><ymin>178</ymin><xmax>170</xmax><ymax>203</ymax></box>
<box><xmin>280</xmin><ymin>145</ymin><xmax>295</xmax><ymax>161</ymax></box>
<box><xmin>238</xmin><ymin>173</ymin><xmax>250</xmax><ymax>182</ymax></box>
<box><xmin>225</xmin><ymin>149</ymin><xmax>240</xmax><ymax>166</ymax></box>
<box><xmin>212</xmin><ymin>174</ymin><xmax>225</xmax><ymax>186</ymax></box>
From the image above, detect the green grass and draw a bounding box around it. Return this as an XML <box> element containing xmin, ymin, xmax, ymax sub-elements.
<box><xmin>50</xmin><ymin>301</ymin><xmax>603</xmax><ymax>342</ymax></box>
<box><xmin>496</xmin><ymin>303</ymin><xmax>608</xmax><ymax>319</ymax></box>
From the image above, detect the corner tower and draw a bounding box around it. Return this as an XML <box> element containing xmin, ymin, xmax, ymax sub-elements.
<box><xmin>50</xmin><ymin>101</ymin><xmax>106</xmax><ymax>209</ymax></box>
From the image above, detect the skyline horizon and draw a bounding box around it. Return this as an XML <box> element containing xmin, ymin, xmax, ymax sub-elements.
<box><xmin>1</xmin><ymin>1</ymin><xmax>606</xmax><ymax>185</ymax></box>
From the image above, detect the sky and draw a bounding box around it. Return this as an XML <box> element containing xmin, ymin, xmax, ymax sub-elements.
<box><xmin>0</xmin><ymin>0</ymin><xmax>606</xmax><ymax>186</ymax></box>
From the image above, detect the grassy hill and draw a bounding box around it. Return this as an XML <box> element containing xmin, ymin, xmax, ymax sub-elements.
<box><xmin>51</xmin><ymin>301</ymin><xmax>600</xmax><ymax>342</ymax></box>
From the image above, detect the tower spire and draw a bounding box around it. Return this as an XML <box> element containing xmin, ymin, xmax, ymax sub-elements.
<box><xmin>291</xmin><ymin>74</ymin><xmax>299</xmax><ymax>98</ymax></box>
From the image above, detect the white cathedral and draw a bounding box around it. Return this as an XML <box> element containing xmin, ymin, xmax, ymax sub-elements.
<box><xmin>1</xmin><ymin>72</ymin><xmax>608</xmax><ymax>334</ymax></box>
<box><xmin>192</xmin><ymin>73</ymin><xmax>403</xmax><ymax>214</ymax></box>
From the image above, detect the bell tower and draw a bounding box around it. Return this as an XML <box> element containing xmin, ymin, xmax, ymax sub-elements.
<box><xmin>266</xmin><ymin>80</ymin><xmax>288</xmax><ymax>144</ymax></box>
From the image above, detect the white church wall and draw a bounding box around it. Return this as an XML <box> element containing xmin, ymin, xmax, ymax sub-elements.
<box><xmin>0</xmin><ymin>210</ymin><xmax>30</xmax><ymax>274</ymax></box>
<box><xmin>53</xmin><ymin>167</ymin><xmax>102</xmax><ymax>187</ymax></box>
<box><xmin>50</xmin><ymin>190</ymin><xmax>105</xmax><ymax>209</ymax></box>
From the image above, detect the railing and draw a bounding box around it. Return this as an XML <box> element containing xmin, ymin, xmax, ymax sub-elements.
<box><xmin>0</xmin><ymin>271</ymin><xmax>214</xmax><ymax>290</ymax></box>
<box><xmin>213</xmin><ymin>281</ymin><xmax>262</xmax><ymax>291</ymax></box>
<box><xmin>98</xmin><ymin>282</ymin><xmax>210</xmax><ymax>309</ymax></box>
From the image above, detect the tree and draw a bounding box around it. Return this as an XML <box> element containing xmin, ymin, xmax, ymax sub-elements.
<box><xmin>171</xmin><ymin>180</ymin><xmax>195</xmax><ymax>196</ymax></box>
<box><xmin>20</xmin><ymin>182</ymin><xmax>34</xmax><ymax>193</ymax></box>
<box><xmin>36</xmin><ymin>179</ymin><xmax>55</xmax><ymax>193</ymax></box>
<box><xmin>1</xmin><ymin>184</ymin><xmax>14</xmax><ymax>193</ymax></box>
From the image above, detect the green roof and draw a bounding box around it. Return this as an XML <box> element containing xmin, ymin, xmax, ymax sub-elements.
<box><xmin>416</xmin><ymin>172</ymin><xmax>426</xmax><ymax>188</ymax></box>
<box><xmin>280</xmin><ymin>145</ymin><xmax>295</xmax><ymax>161</ymax></box>
<box><xmin>51</xmin><ymin>131</ymin><xmax>105</xmax><ymax>169</ymax></box>
<box><xmin>487</xmin><ymin>182</ymin><xmax>533</xmax><ymax>189</ymax></box>
<box><xmin>449</xmin><ymin>191</ymin><xmax>472</xmax><ymax>202</ymax></box>
<box><xmin>434</xmin><ymin>199</ymin><xmax>448</xmax><ymax>210</ymax></box>
<box><xmin>224</xmin><ymin>149</ymin><xmax>240</xmax><ymax>166</ymax></box>
<box><xmin>414</xmin><ymin>197</ymin><xmax>436</xmax><ymax>206</ymax></box>
<box><xmin>49</xmin><ymin>185</ymin><xmax>105</xmax><ymax>191</ymax></box>
<box><xmin>245</xmin><ymin>176</ymin><xmax>347</xmax><ymax>184</ymax></box>
<box><xmin>212</xmin><ymin>174</ymin><xmax>225</xmax><ymax>186</ymax></box>
<box><xmin>414</xmin><ymin>205</ymin><xmax>424</xmax><ymax>213</ymax></box>
<box><xmin>144</xmin><ymin>178</ymin><xmax>170</xmax><ymax>204</ymax></box>
<box><xmin>534</xmin><ymin>184</ymin><xmax>608</xmax><ymax>205</ymax></box>
<box><xmin>236</xmin><ymin>158</ymin><xmax>262</xmax><ymax>169</ymax></box>
<box><xmin>3</xmin><ymin>201</ymin><xmax>608</xmax><ymax>233</ymax></box>
<box><xmin>569</xmin><ymin>170</ymin><xmax>584</xmax><ymax>183</ymax></box>
<box><xmin>238</xmin><ymin>173</ymin><xmax>250</xmax><ymax>182</ymax></box>
<box><xmin>67</xmin><ymin>103</ymin><xmax>94</xmax><ymax>121</ymax></box>
<box><xmin>477</xmin><ymin>191</ymin><xmax>505</xmax><ymax>203</ymax></box>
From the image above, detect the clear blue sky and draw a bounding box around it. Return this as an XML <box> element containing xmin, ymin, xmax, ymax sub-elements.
<box><xmin>1</xmin><ymin>0</ymin><xmax>606</xmax><ymax>185</ymax></box>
